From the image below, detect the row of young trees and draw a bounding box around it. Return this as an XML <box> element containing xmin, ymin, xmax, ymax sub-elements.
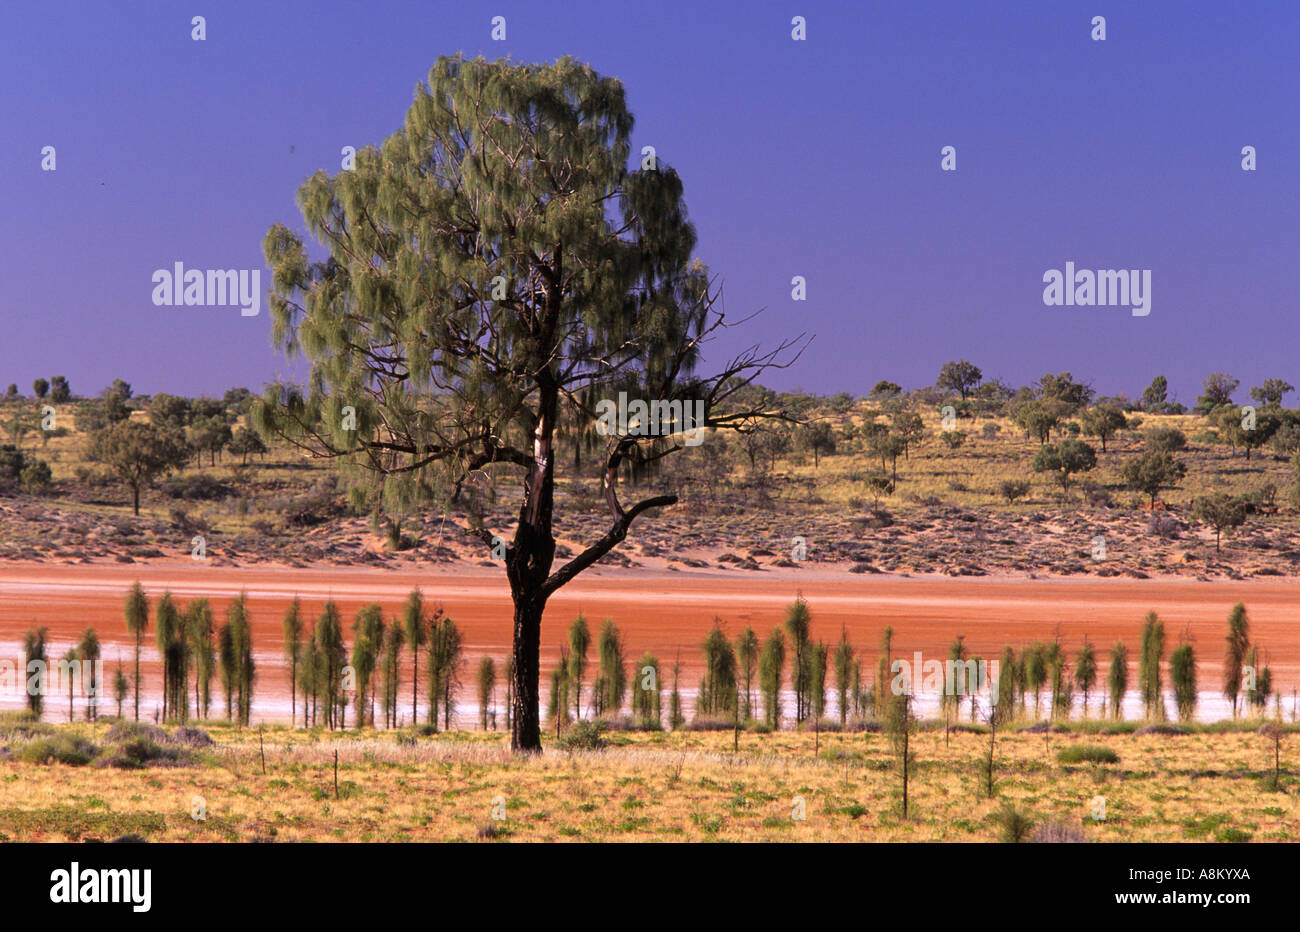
<box><xmin>538</xmin><ymin>599</ymin><xmax>1285</xmax><ymax>732</ymax></box>
<box><xmin>16</xmin><ymin>587</ymin><xmax>1283</xmax><ymax>732</ymax></box>
<box><xmin>123</xmin><ymin>581</ymin><xmax>255</xmax><ymax>725</ymax></box>
<box><xmin>280</xmin><ymin>589</ymin><xmax>469</xmax><ymax>730</ymax></box>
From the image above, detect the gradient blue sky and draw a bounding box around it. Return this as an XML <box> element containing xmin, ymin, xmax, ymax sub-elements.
<box><xmin>3</xmin><ymin>0</ymin><xmax>1297</xmax><ymax>405</ymax></box>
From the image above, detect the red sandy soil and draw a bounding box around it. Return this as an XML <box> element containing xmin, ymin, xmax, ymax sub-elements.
<box><xmin>1</xmin><ymin>561</ymin><xmax>1297</xmax><ymax>722</ymax></box>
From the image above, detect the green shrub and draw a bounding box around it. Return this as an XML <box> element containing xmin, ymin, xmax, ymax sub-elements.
<box><xmin>1057</xmin><ymin>744</ymin><xmax>1119</xmax><ymax>764</ymax></box>
<box><xmin>556</xmin><ymin>720</ymin><xmax>608</xmax><ymax>751</ymax></box>
<box><xmin>20</xmin><ymin>735</ymin><xmax>98</xmax><ymax>766</ymax></box>
<box><xmin>991</xmin><ymin>804</ymin><xmax>1035</xmax><ymax>843</ymax></box>
<box><xmin>97</xmin><ymin>738</ymin><xmax>191</xmax><ymax>769</ymax></box>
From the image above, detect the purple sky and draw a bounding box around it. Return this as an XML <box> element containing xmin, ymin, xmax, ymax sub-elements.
<box><xmin>3</xmin><ymin>0</ymin><xmax>1298</xmax><ymax>406</ymax></box>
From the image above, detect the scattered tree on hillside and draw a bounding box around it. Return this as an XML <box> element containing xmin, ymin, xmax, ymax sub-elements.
<box><xmin>1192</xmin><ymin>492</ymin><xmax>1248</xmax><ymax>552</ymax></box>
<box><xmin>1031</xmin><ymin>438</ymin><xmax>1097</xmax><ymax>499</ymax></box>
<box><xmin>1081</xmin><ymin>404</ymin><xmax>1126</xmax><ymax>452</ymax></box>
<box><xmin>1250</xmin><ymin>378</ymin><xmax>1293</xmax><ymax>408</ymax></box>
<box><xmin>1120</xmin><ymin>449</ymin><xmax>1187</xmax><ymax>507</ymax></box>
<box><xmin>89</xmin><ymin>420</ymin><xmax>190</xmax><ymax>515</ymax></box>
<box><xmin>936</xmin><ymin>360</ymin><xmax>982</xmax><ymax>400</ymax></box>
<box><xmin>1196</xmin><ymin>372</ymin><xmax>1238</xmax><ymax>414</ymax></box>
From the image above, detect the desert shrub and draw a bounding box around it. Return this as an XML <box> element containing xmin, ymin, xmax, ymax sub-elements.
<box><xmin>73</xmin><ymin>465</ymin><xmax>115</xmax><ymax>487</ymax></box>
<box><xmin>999</xmin><ymin>479</ymin><xmax>1030</xmax><ymax>504</ymax></box>
<box><xmin>1147</xmin><ymin>514</ymin><xmax>1180</xmax><ymax>539</ymax></box>
<box><xmin>1146</xmin><ymin>427</ymin><xmax>1186</xmax><ymax>452</ymax></box>
<box><xmin>97</xmin><ymin>737</ymin><xmax>191</xmax><ymax>769</ymax></box>
<box><xmin>170</xmin><ymin>726</ymin><xmax>214</xmax><ymax>747</ymax></box>
<box><xmin>161</xmin><ymin>474</ymin><xmax>231</xmax><ymax>501</ymax></box>
<box><xmin>106</xmin><ymin>722</ymin><xmax>168</xmax><ymax>744</ymax></box>
<box><xmin>1057</xmin><ymin>744</ymin><xmax>1119</xmax><ymax>764</ymax></box>
<box><xmin>20</xmin><ymin>459</ymin><xmax>52</xmax><ymax>492</ymax></box>
<box><xmin>556</xmin><ymin>719</ymin><xmax>608</xmax><ymax>751</ymax></box>
<box><xmin>992</xmin><ymin>804</ymin><xmax>1035</xmax><ymax>843</ymax></box>
<box><xmin>0</xmin><ymin>711</ymin><xmax>52</xmax><ymax>740</ymax></box>
<box><xmin>20</xmin><ymin>735</ymin><xmax>98</xmax><ymax>766</ymax></box>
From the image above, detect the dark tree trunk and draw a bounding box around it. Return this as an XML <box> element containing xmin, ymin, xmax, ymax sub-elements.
<box><xmin>508</xmin><ymin>572</ymin><xmax>550</xmax><ymax>752</ymax></box>
<box><xmin>132</xmin><ymin>484</ymin><xmax>141</xmax><ymax>516</ymax></box>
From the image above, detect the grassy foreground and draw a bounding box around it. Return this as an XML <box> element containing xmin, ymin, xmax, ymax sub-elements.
<box><xmin>0</xmin><ymin>716</ymin><xmax>1296</xmax><ymax>843</ymax></box>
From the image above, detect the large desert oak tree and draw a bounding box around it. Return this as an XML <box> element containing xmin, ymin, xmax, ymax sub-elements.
<box><xmin>254</xmin><ymin>56</ymin><xmax>800</xmax><ymax>750</ymax></box>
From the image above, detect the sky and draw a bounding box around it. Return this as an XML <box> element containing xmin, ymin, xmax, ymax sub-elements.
<box><xmin>2</xmin><ymin>0</ymin><xmax>1298</xmax><ymax>406</ymax></box>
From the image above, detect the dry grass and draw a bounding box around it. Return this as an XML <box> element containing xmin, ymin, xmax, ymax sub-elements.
<box><xmin>0</xmin><ymin>721</ymin><xmax>1295</xmax><ymax>842</ymax></box>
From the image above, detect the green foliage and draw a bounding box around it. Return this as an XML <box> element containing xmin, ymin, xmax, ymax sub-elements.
<box><xmin>1146</xmin><ymin>426</ymin><xmax>1186</xmax><ymax>453</ymax></box>
<box><xmin>1080</xmin><ymin>404</ymin><xmax>1126</xmax><ymax>451</ymax></box>
<box><xmin>1073</xmin><ymin>641</ymin><xmax>1097</xmax><ymax>716</ymax></box>
<box><xmin>1139</xmin><ymin>611</ymin><xmax>1165</xmax><ymax>721</ymax></box>
<box><xmin>476</xmin><ymin>656</ymin><xmax>497</xmax><ymax>730</ymax></box>
<box><xmin>1249</xmin><ymin>378</ymin><xmax>1293</xmax><ymax>407</ymax></box>
<box><xmin>21</xmin><ymin>627</ymin><xmax>49</xmax><ymax>718</ymax></box>
<box><xmin>1107</xmin><ymin>639</ymin><xmax>1128</xmax><ymax>717</ymax></box>
<box><xmin>991</xmin><ymin>804</ymin><xmax>1035</xmax><ymax>843</ymax></box>
<box><xmin>21</xmin><ymin>735</ymin><xmax>98</xmax><ymax>766</ymax></box>
<box><xmin>1196</xmin><ymin>372</ymin><xmax>1238</xmax><ymax>414</ymax></box>
<box><xmin>998</xmin><ymin>479</ymin><xmax>1030</xmax><ymax>504</ymax></box>
<box><xmin>1141</xmin><ymin>375</ymin><xmax>1168</xmax><ymax>412</ymax></box>
<box><xmin>784</xmin><ymin>599</ymin><xmax>813</xmax><ymax>723</ymax></box>
<box><xmin>567</xmin><ymin>614</ymin><xmax>591</xmax><ymax>720</ymax></box>
<box><xmin>697</xmin><ymin>619</ymin><xmax>737</xmax><ymax>717</ymax></box>
<box><xmin>427</xmin><ymin>609</ymin><xmax>463</xmax><ymax>729</ymax></box>
<box><xmin>631</xmin><ymin>653</ymin><xmax>661</xmax><ymax>729</ymax></box>
<box><xmin>555</xmin><ymin>719</ymin><xmax>608</xmax><ymax>751</ymax></box>
<box><xmin>1120</xmin><ymin>449</ymin><xmax>1187</xmax><ymax>506</ymax></box>
<box><xmin>1031</xmin><ymin>438</ymin><xmax>1097</xmax><ymax>497</ymax></box>
<box><xmin>1192</xmin><ymin>492</ymin><xmax>1248</xmax><ymax>552</ymax></box>
<box><xmin>936</xmin><ymin>360</ymin><xmax>982</xmax><ymax>400</ymax></box>
<box><xmin>88</xmin><ymin>420</ymin><xmax>190</xmax><ymax>515</ymax></box>
<box><xmin>1223</xmin><ymin>602</ymin><xmax>1250</xmax><ymax>718</ymax></box>
<box><xmin>49</xmin><ymin>376</ymin><xmax>71</xmax><ymax>403</ymax></box>
<box><xmin>1170</xmin><ymin>642</ymin><xmax>1197</xmax><ymax>722</ymax></box>
<box><xmin>734</xmin><ymin>628</ymin><xmax>759</xmax><ymax>722</ymax></box>
<box><xmin>1056</xmin><ymin>744</ymin><xmax>1119</xmax><ymax>764</ymax></box>
<box><xmin>759</xmin><ymin>629</ymin><xmax>786</xmax><ymax>729</ymax></box>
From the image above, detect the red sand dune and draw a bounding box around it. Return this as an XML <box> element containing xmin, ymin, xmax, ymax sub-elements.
<box><xmin>1</xmin><ymin>562</ymin><xmax>1296</xmax><ymax>722</ymax></box>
